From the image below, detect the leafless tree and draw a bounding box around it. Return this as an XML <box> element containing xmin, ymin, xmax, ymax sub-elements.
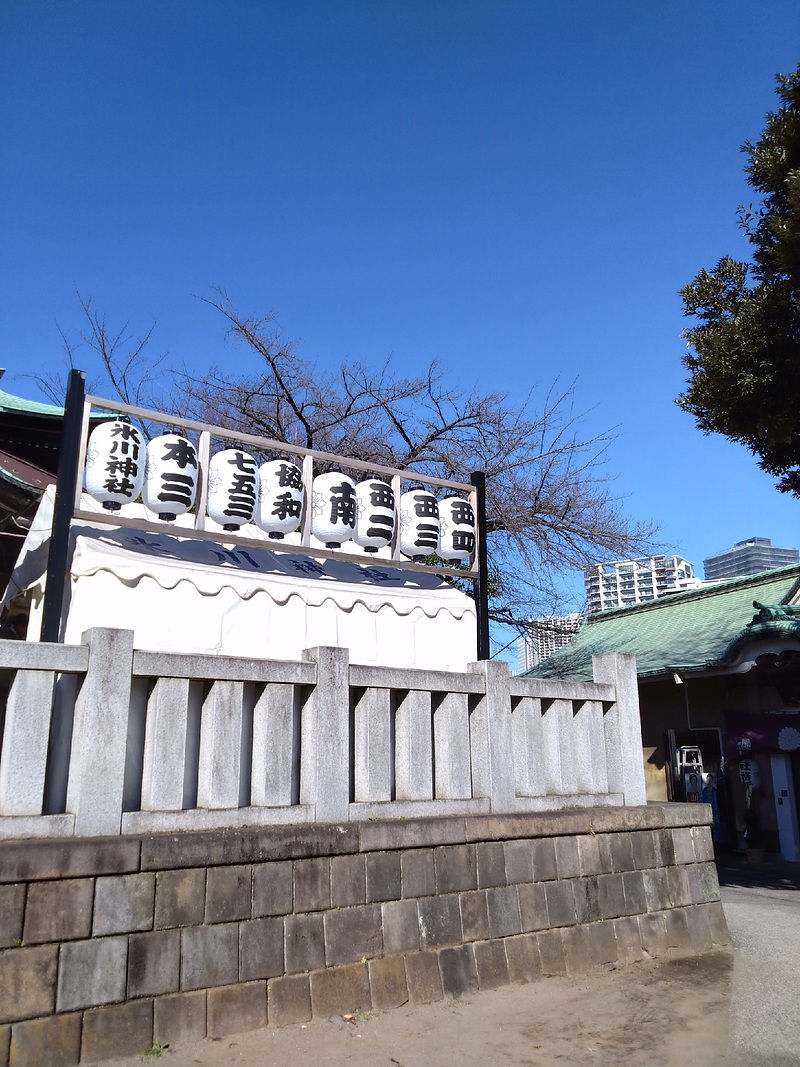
<box><xmin>30</xmin><ymin>292</ymin><xmax>170</xmax><ymax>420</ymax></box>
<box><xmin>179</xmin><ymin>290</ymin><xmax>658</xmax><ymax>629</ymax></box>
<box><xmin>30</xmin><ymin>289</ymin><xmax>659</xmax><ymax>633</ymax></box>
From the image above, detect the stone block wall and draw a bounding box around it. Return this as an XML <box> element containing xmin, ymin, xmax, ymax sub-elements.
<box><xmin>0</xmin><ymin>804</ymin><xmax>729</xmax><ymax>1065</ymax></box>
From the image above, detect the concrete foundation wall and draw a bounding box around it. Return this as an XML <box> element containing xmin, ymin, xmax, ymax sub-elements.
<box><xmin>0</xmin><ymin>804</ymin><xmax>728</xmax><ymax>1066</ymax></box>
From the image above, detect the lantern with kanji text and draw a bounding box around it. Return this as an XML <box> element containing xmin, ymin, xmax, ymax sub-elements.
<box><xmin>353</xmin><ymin>477</ymin><xmax>395</xmax><ymax>553</ymax></box>
<box><xmin>437</xmin><ymin>496</ymin><xmax>476</xmax><ymax>562</ymax></box>
<box><xmin>256</xmin><ymin>459</ymin><xmax>304</xmax><ymax>539</ymax></box>
<box><xmin>311</xmin><ymin>471</ymin><xmax>356</xmax><ymax>548</ymax></box>
<box><xmin>399</xmin><ymin>488</ymin><xmax>440</xmax><ymax>562</ymax></box>
<box><xmin>84</xmin><ymin>420</ymin><xmax>145</xmax><ymax>510</ymax></box>
<box><xmin>207</xmin><ymin>448</ymin><xmax>259</xmax><ymax>531</ymax></box>
<box><xmin>142</xmin><ymin>433</ymin><xmax>199</xmax><ymax>520</ymax></box>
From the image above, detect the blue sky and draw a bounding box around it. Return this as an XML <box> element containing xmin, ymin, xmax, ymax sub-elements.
<box><xmin>1</xmin><ymin>1</ymin><xmax>799</xmax><ymax>622</ymax></box>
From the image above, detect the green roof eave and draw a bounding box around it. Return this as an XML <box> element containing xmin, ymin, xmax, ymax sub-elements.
<box><xmin>0</xmin><ymin>387</ymin><xmax>68</xmax><ymax>417</ymax></box>
<box><xmin>0</xmin><ymin>465</ymin><xmax>48</xmax><ymax>496</ymax></box>
<box><xmin>0</xmin><ymin>385</ymin><xmax>117</xmax><ymax>421</ymax></box>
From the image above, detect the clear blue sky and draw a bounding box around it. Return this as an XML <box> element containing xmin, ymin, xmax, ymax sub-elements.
<box><xmin>1</xmin><ymin>1</ymin><xmax>798</xmax><ymax>613</ymax></box>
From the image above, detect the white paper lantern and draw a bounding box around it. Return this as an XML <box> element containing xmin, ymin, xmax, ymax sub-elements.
<box><xmin>311</xmin><ymin>471</ymin><xmax>356</xmax><ymax>547</ymax></box>
<box><xmin>353</xmin><ymin>478</ymin><xmax>395</xmax><ymax>553</ymax></box>
<box><xmin>84</xmin><ymin>420</ymin><xmax>145</xmax><ymax>510</ymax></box>
<box><xmin>438</xmin><ymin>496</ymin><xmax>476</xmax><ymax>561</ymax></box>
<box><xmin>257</xmin><ymin>459</ymin><xmax>304</xmax><ymax>539</ymax></box>
<box><xmin>399</xmin><ymin>489</ymin><xmax>440</xmax><ymax>561</ymax></box>
<box><xmin>207</xmin><ymin>448</ymin><xmax>259</xmax><ymax>530</ymax></box>
<box><xmin>142</xmin><ymin>433</ymin><xmax>199</xmax><ymax>520</ymax></box>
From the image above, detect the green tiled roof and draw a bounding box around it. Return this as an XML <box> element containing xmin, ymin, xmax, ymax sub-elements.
<box><xmin>0</xmin><ymin>380</ymin><xmax>116</xmax><ymax>422</ymax></box>
<box><xmin>528</xmin><ymin>565</ymin><xmax>800</xmax><ymax>681</ymax></box>
<box><xmin>0</xmin><ymin>386</ymin><xmax>67</xmax><ymax>417</ymax></box>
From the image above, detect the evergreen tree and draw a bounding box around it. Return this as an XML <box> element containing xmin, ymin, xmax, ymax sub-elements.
<box><xmin>677</xmin><ymin>64</ymin><xmax>800</xmax><ymax>492</ymax></box>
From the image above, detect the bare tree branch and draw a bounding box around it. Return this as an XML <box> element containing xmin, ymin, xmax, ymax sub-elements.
<box><xmin>179</xmin><ymin>292</ymin><xmax>659</xmax><ymax>629</ymax></box>
<box><xmin>27</xmin><ymin>289</ymin><xmax>659</xmax><ymax>636</ymax></box>
<box><xmin>25</xmin><ymin>292</ymin><xmax>172</xmax><ymax>434</ymax></box>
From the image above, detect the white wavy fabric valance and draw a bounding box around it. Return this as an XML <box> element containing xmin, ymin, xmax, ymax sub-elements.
<box><xmin>70</xmin><ymin>530</ymin><xmax>473</xmax><ymax>618</ymax></box>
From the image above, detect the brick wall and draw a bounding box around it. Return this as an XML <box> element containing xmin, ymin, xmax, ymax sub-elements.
<box><xmin>0</xmin><ymin>804</ymin><xmax>729</xmax><ymax>1066</ymax></box>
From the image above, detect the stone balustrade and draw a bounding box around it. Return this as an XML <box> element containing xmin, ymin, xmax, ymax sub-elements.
<box><xmin>0</xmin><ymin>628</ymin><xmax>646</xmax><ymax>840</ymax></box>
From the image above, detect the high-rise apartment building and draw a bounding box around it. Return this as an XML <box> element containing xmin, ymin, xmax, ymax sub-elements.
<box><xmin>703</xmin><ymin>537</ymin><xmax>799</xmax><ymax>581</ymax></box>
<box><xmin>517</xmin><ymin>613</ymin><xmax>583</xmax><ymax>673</ymax></box>
<box><xmin>583</xmin><ymin>555</ymin><xmax>700</xmax><ymax>614</ymax></box>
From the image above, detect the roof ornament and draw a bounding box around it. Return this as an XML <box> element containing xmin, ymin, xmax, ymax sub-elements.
<box><xmin>750</xmin><ymin>600</ymin><xmax>800</xmax><ymax>625</ymax></box>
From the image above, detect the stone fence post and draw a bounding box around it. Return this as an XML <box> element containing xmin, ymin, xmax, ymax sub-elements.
<box><xmin>301</xmin><ymin>646</ymin><xmax>351</xmax><ymax>822</ymax></box>
<box><xmin>468</xmin><ymin>658</ymin><xmax>515</xmax><ymax>810</ymax></box>
<box><xmin>592</xmin><ymin>652</ymin><xmax>646</xmax><ymax>806</ymax></box>
<box><xmin>0</xmin><ymin>669</ymin><xmax>57</xmax><ymax>816</ymax></box>
<box><xmin>66</xmin><ymin>627</ymin><xmax>135</xmax><ymax>836</ymax></box>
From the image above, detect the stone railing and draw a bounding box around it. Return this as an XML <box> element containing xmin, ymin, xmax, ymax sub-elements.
<box><xmin>0</xmin><ymin>629</ymin><xmax>645</xmax><ymax>840</ymax></box>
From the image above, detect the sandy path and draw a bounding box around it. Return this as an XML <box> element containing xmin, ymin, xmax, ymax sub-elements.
<box><xmin>102</xmin><ymin>949</ymin><xmax>733</xmax><ymax>1067</ymax></box>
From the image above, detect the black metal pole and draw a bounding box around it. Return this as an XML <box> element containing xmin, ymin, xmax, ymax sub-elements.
<box><xmin>41</xmin><ymin>369</ymin><xmax>86</xmax><ymax>642</ymax></box>
<box><xmin>470</xmin><ymin>470</ymin><xmax>491</xmax><ymax>660</ymax></box>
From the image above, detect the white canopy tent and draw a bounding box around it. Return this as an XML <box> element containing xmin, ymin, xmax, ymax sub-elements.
<box><xmin>2</xmin><ymin>488</ymin><xmax>477</xmax><ymax>670</ymax></box>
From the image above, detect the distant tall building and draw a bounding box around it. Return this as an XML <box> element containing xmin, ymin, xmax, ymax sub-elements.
<box><xmin>583</xmin><ymin>555</ymin><xmax>700</xmax><ymax>614</ymax></box>
<box><xmin>703</xmin><ymin>537</ymin><xmax>799</xmax><ymax>581</ymax></box>
<box><xmin>517</xmin><ymin>613</ymin><xmax>583</xmax><ymax>673</ymax></box>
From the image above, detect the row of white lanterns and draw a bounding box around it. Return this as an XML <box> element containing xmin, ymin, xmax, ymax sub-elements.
<box><xmin>84</xmin><ymin>421</ymin><xmax>476</xmax><ymax>562</ymax></box>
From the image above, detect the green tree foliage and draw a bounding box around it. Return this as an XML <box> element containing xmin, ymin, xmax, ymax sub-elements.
<box><xmin>677</xmin><ymin>64</ymin><xmax>800</xmax><ymax>492</ymax></box>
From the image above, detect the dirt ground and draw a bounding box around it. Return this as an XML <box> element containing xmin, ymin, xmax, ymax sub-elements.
<box><xmin>104</xmin><ymin>949</ymin><xmax>734</xmax><ymax>1067</ymax></box>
